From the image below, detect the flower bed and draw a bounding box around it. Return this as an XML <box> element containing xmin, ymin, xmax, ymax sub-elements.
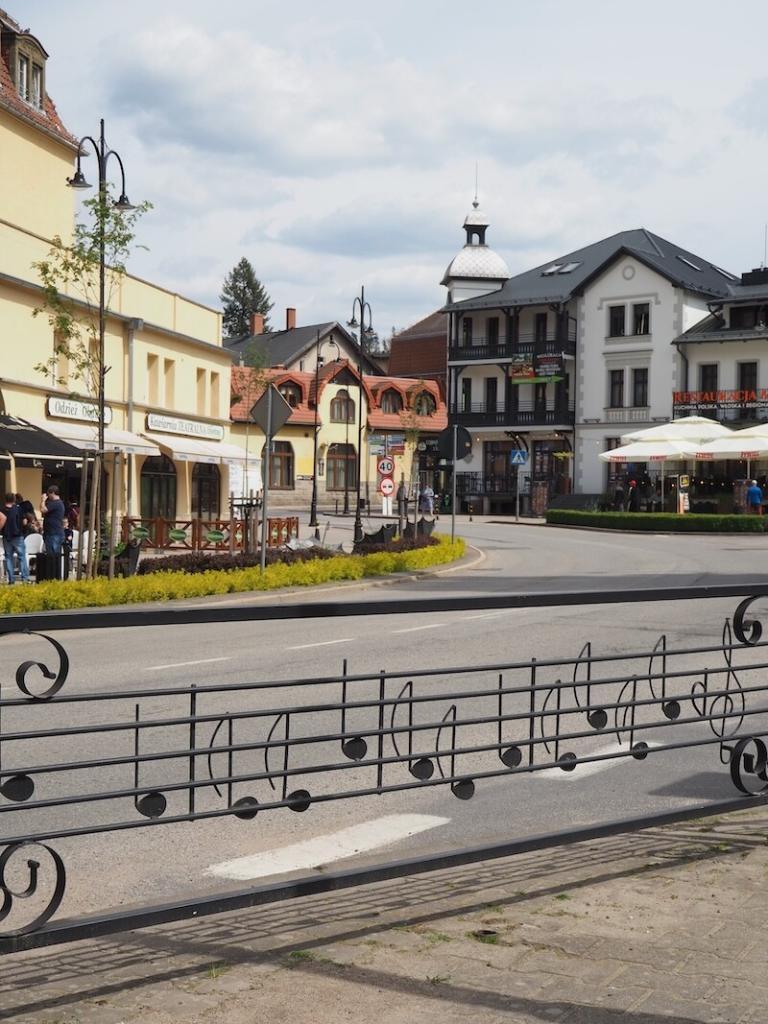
<box><xmin>0</xmin><ymin>535</ymin><xmax>466</xmax><ymax>614</ymax></box>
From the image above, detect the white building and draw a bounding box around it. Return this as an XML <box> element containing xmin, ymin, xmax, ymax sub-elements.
<box><xmin>443</xmin><ymin>219</ymin><xmax>735</xmax><ymax>511</ymax></box>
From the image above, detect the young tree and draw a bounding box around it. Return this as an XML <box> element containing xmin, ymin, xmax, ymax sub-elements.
<box><xmin>221</xmin><ymin>257</ymin><xmax>273</xmax><ymax>338</ymax></box>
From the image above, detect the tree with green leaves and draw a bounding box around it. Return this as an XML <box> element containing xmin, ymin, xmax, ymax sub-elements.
<box><xmin>221</xmin><ymin>257</ymin><xmax>273</xmax><ymax>338</ymax></box>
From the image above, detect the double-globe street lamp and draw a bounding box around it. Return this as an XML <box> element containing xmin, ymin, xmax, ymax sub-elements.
<box><xmin>309</xmin><ymin>332</ymin><xmax>341</xmax><ymax>537</ymax></box>
<box><xmin>347</xmin><ymin>287</ymin><xmax>375</xmax><ymax>545</ymax></box>
<box><xmin>66</xmin><ymin>118</ymin><xmax>135</xmax><ymax>457</ymax></box>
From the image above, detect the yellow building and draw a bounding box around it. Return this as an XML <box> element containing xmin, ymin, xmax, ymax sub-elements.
<box><xmin>0</xmin><ymin>8</ymin><xmax>248</xmax><ymax>532</ymax></box>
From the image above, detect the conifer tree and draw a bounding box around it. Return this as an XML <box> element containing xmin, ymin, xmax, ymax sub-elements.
<box><xmin>220</xmin><ymin>257</ymin><xmax>273</xmax><ymax>337</ymax></box>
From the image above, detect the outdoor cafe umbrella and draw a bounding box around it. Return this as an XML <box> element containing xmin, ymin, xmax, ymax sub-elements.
<box><xmin>598</xmin><ymin>439</ymin><xmax>699</xmax><ymax>503</ymax></box>
<box><xmin>693</xmin><ymin>430</ymin><xmax>768</xmax><ymax>478</ymax></box>
<box><xmin>621</xmin><ymin>415</ymin><xmax>733</xmax><ymax>445</ymax></box>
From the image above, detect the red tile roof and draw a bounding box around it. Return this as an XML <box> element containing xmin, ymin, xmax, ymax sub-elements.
<box><xmin>0</xmin><ymin>10</ymin><xmax>78</xmax><ymax>149</ymax></box>
<box><xmin>230</xmin><ymin>366</ymin><xmax>319</xmax><ymax>427</ymax></box>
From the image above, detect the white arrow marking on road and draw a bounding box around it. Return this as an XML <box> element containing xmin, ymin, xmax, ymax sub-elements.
<box><xmin>534</xmin><ymin>741</ymin><xmax>664</xmax><ymax>780</ymax></box>
<box><xmin>206</xmin><ymin>813</ymin><xmax>450</xmax><ymax>881</ymax></box>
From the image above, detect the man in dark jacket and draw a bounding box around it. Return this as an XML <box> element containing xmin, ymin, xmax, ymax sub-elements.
<box><xmin>40</xmin><ymin>485</ymin><xmax>66</xmax><ymax>556</ymax></box>
<box><xmin>2</xmin><ymin>493</ymin><xmax>29</xmax><ymax>584</ymax></box>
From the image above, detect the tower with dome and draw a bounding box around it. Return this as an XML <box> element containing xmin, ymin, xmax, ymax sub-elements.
<box><xmin>441</xmin><ymin>199</ymin><xmax>510</xmax><ymax>303</ymax></box>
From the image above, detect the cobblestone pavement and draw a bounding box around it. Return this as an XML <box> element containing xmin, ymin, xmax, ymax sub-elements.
<box><xmin>2</xmin><ymin>807</ymin><xmax>767</xmax><ymax>1023</ymax></box>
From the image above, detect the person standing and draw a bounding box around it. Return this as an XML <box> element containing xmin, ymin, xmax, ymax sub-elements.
<box><xmin>40</xmin><ymin>484</ymin><xmax>66</xmax><ymax>556</ymax></box>
<box><xmin>626</xmin><ymin>479</ymin><xmax>640</xmax><ymax>512</ymax></box>
<box><xmin>746</xmin><ymin>479</ymin><xmax>764</xmax><ymax>515</ymax></box>
<box><xmin>2</xmin><ymin>493</ymin><xmax>29</xmax><ymax>584</ymax></box>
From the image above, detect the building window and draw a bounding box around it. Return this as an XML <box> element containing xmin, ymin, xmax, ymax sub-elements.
<box><xmin>263</xmin><ymin>441</ymin><xmax>294</xmax><ymax>489</ymax></box>
<box><xmin>633</xmin><ymin>303</ymin><xmax>650</xmax><ymax>335</ymax></box>
<box><xmin>739</xmin><ymin>362</ymin><xmax>758</xmax><ymax>420</ymax></box>
<box><xmin>330</xmin><ymin>389</ymin><xmax>356</xmax><ymax>423</ymax></box>
<box><xmin>278</xmin><ymin>383</ymin><xmax>302</xmax><ymax>408</ymax></box>
<box><xmin>484</xmin><ymin>378</ymin><xmax>497</xmax><ymax>414</ymax></box>
<box><xmin>140</xmin><ymin>455</ymin><xmax>177</xmax><ymax>520</ymax></box>
<box><xmin>191</xmin><ymin>463</ymin><xmax>220</xmax><ymax>519</ymax></box>
<box><xmin>31</xmin><ymin>64</ymin><xmax>43</xmax><ymax>108</ymax></box>
<box><xmin>461</xmin><ymin>378</ymin><xmax>472</xmax><ymax>412</ymax></box>
<box><xmin>414</xmin><ymin>391</ymin><xmax>436</xmax><ymax>416</ymax></box>
<box><xmin>632</xmin><ymin>368</ymin><xmax>648</xmax><ymax>407</ymax></box>
<box><xmin>487</xmin><ymin>317</ymin><xmax>500</xmax><ymax>349</ymax></box>
<box><xmin>605</xmin><ymin>438</ymin><xmax>627</xmax><ymax>492</ymax></box>
<box><xmin>609</xmin><ymin>369</ymin><xmax>624</xmax><ymax>408</ymax></box>
<box><xmin>608</xmin><ymin>306</ymin><xmax>626</xmax><ymax>337</ymax></box>
<box><xmin>381</xmin><ymin>389</ymin><xmax>403</xmax><ymax>414</ymax></box>
<box><xmin>461</xmin><ymin>318</ymin><xmax>473</xmax><ymax>346</ymax></box>
<box><xmin>534</xmin><ymin>312</ymin><xmax>547</xmax><ymax>343</ymax></box>
<box><xmin>699</xmin><ymin>364</ymin><xmax>718</xmax><ymax>392</ymax></box>
<box><xmin>17</xmin><ymin>54</ymin><xmax>29</xmax><ymax>101</ymax></box>
<box><xmin>53</xmin><ymin>331</ymin><xmax>69</xmax><ymax>386</ymax></box>
<box><xmin>326</xmin><ymin>443</ymin><xmax>357</xmax><ymax>491</ymax></box>
<box><xmin>731</xmin><ymin>306</ymin><xmax>758</xmax><ymax>329</ymax></box>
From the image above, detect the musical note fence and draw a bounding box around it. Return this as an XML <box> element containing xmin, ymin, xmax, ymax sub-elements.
<box><xmin>1</xmin><ymin>585</ymin><xmax>768</xmax><ymax>953</ymax></box>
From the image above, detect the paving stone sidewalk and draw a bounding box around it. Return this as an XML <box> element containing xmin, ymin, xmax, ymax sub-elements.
<box><xmin>2</xmin><ymin>808</ymin><xmax>767</xmax><ymax>1024</ymax></box>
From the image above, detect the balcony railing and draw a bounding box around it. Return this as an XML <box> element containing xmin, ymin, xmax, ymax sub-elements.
<box><xmin>453</xmin><ymin>400</ymin><xmax>575</xmax><ymax>428</ymax></box>
<box><xmin>448</xmin><ymin>328</ymin><xmax>577</xmax><ymax>362</ymax></box>
<box><xmin>455</xmin><ymin>472</ymin><xmax>520</xmax><ymax>496</ymax></box>
<box><xmin>604</xmin><ymin>406</ymin><xmax>651</xmax><ymax>423</ymax></box>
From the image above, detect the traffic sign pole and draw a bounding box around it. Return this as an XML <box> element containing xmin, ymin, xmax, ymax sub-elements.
<box><xmin>451</xmin><ymin>422</ymin><xmax>457</xmax><ymax>543</ymax></box>
<box><xmin>259</xmin><ymin>386</ymin><xmax>272</xmax><ymax>572</ymax></box>
<box><xmin>515</xmin><ymin>464</ymin><xmax>520</xmax><ymax>522</ymax></box>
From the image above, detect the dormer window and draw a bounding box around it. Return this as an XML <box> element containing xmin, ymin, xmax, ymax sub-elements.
<box><xmin>15</xmin><ymin>49</ymin><xmax>44</xmax><ymax>109</ymax></box>
<box><xmin>17</xmin><ymin>54</ymin><xmax>29</xmax><ymax>101</ymax></box>
<box><xmin>278</xmin><ymin>382</ymin><xmax>301</xmax><ymax>408</ymax></box>
<box><xmin>381</xmin><ymin>389</ymin><xmax>403</xmax><ymax>414</ymax></box>
<box><xmin>31</xmin><ymin>63</ymin><xmax>43</xmax><ymax>108</ymax></box>
<box><xmin>413</xmin><ymin>392</ymin><xmax>436</xmax><ymax>416</ymax></box>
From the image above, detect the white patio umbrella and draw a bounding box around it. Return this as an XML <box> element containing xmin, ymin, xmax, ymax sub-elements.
<box><xmin>694</xmin><ymin>431</ymin><xmax>768</xmax><ymax>478</ymax></box>
<box><xmin>621</xmin><ymin>415</ymin><xmax>733</xmax><ymax>445</ymax></box>
<box><xmin>598</xmin><ymin>440</ymin><xmax>699</xmax><ymax>504</ymax></box>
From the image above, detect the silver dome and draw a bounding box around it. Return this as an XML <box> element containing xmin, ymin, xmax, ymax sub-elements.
<box><xmin>442</xmin><ymin>245</ymin><xmax>510</xmax><ymax>284</ymax></box>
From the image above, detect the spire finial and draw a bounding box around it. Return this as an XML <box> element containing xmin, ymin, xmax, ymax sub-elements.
<box><xmin>473</xmin><ymin>162</ymin><xmax>479</xmax><ymax>208</ymax></box>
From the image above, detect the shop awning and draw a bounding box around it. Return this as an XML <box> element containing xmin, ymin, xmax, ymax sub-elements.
<box><xmin>0</xmin><ymin>415</ymin><xmax>82</xmax><ymax>466</ymax></box>
<box><xmin>29</xmin><ymin>419</ymin><xmax>161</xmax><ymax>457</ymax></box>
<box><xmin>142</xmin><ymin>433</ymin><xmax>252</xmax><ymax>467</ymax></box>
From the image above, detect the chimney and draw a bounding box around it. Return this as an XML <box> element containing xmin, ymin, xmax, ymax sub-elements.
<box><xmin>250</xmin><ymin>312</ymin><xmax>265</xmax><ymax>335</ymax></box>
<box><xmin>741</xmin><ymin>267</ymin><xmax>768</xmax><ymax>286</ymax></box>
<box><xmin>286</xmin><ymin>307</ymin><xmax>297</xmax><ymax>330</ymax></box>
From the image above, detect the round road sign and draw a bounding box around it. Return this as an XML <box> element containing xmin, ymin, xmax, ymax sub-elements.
<box><xmin>379</xmin><ymin>476</ymin><xmax>395</xmax><ymax>497</ymax></box>
<box><xmin>377</xmin><ymin>456</ymin><xmax>395</xmax><ymax>476</ymax></box>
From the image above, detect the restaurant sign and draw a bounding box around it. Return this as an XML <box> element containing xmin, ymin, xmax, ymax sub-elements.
<box><xmin>368</xmin><ymin>432</ymin><xmax>406</xmax><ymax>455</ymax></box>
<box><xmin>534</xmin><ymin>354</ymin><xmax>564</xmax><ymax>378</ymax></box>
<box><xmin>673</xmin><ymin>389</ymin><xmax>768</xmax><ymax>413</ymax></box>
<box><xmin>510</xmin><ymin>355</ymin><xmax>534</xmax><ymax>381</ymax></box>
<box><xmin>47</xmin><ymin>397</ymin><xmax>113</xmax><ymax>425</ymax></box>
<box><xmin>146</xmin><ymin>413</ymin><xmax>224</xmax><ymax>441</ymax></box>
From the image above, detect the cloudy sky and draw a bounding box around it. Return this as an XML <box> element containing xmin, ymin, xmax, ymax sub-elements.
<box><xmin>20</xmin><ymin>0</ymin><xmax>768</xmax><ymax>337</ymax></box>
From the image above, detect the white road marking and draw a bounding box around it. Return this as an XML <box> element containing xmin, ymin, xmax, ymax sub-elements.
<box><xmin>207</xmin><ymin>813</ymin><xmax>450</xmax><ymax>880</ymax></box>
<box><xmin>534</xmin><ymin>740</ymin><xmax>664</xmax><ymax>780</ymax></box>
<box><xmin>392</xmin><ymin>623</ymin><xmax>445</xmax><ymax>634</ymax></box>
<box><xmin>144</xmin><ymin>657</ymin><xmax>231</xmax><ymax>671</ymax></box>
<box><xmin>287</xmin><ymin>638</ymin><xmax>354</xmax><ymax>651</ymax></box>
<box><xmin>466</xmin><ymin>612</ymin><xmax>507</xmax><ymax>620</ymax></box>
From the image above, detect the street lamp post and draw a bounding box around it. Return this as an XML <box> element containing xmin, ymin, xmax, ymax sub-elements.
<box><xmin>347</xmin><ymin>286</ymin><xmax>375</xmax><ymax>545</ymax></box>
<box><xmin>309</xmin><ymin>333</ymin><xmax>340</xmax><ymax>538</ymax></box>
<box><xmin>66</xmin><ymin>118</ymin><xmax>135</xmax><ymax>457</ymax></box>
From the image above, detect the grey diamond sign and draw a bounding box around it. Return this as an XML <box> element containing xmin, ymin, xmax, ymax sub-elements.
<box><xmin>250</xmin><ymin>385</ymin><xmax>293</xmax><ymax>436</ymax></box>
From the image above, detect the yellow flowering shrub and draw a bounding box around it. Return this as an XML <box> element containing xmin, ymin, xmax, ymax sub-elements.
<box><xmin>0</xmin><ymin>536</ymin><xmax>465</xmax><ymax>614</ymax></box>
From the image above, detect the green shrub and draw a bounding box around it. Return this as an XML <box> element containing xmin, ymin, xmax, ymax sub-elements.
<box><xmin>545</xmin><ymin>510</ymin><xmax>765</xmax><ymax>532</ymax></box>
<box><xmin>0</xmin><ymin>535</ymin><xmax>466</xmax><ymax>615</ymax></box>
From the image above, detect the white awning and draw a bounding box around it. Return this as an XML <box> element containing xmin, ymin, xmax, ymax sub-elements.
<box><xmin>142</xmin><ymin>433</ymin><xmax>254</xmax><ymax>467</ymax></box>
<box><xmin>29</xmin><ymin>419</ymin><xmax>162</xmax><ymax>457</ymax></box>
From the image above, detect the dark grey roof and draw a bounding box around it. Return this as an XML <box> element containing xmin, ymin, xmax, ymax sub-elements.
<box><xmin>444</xmin><ymin>228</ymin><xmax>737</xmax><ymax>312</ymax></box>
<box><xmin>223</xmin><ymin>321</ymin><xmax>382</xmax><ymax>374</ymax></box>
<box><xmin>715</xmin><ymin>282</ymin><xmax>768</xmax><ymax>305</ymax></box>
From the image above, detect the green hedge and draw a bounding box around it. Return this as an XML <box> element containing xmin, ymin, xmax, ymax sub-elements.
<box><xmin>545</xmin><ymin>510</ymin><xmax>765</xmax><ymax>532</ymax></box>
<box><xmin>0</xmin><ymin>535</ymin><xmax>466</xmax><ymax>615</ymax></box>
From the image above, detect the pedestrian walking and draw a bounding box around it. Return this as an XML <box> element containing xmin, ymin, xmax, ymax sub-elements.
<box><xmin>626</xmin><ymin>479</ymin><xmax>640</xmax><ymax>512</ymax></box>
<box><xmin>419</xmin><ymin>484</ymin><xmax>435</xmax><ymax>516</ymax></box>
<box><xmin>40</xmin><ymin>484</ymin><xmax>66</xmax><ymax>556</ymax></box>
<box><xmin>746</xmin><ymin>479</ymin><xmax>763</xmax><ymax>515</ymax></box>
<box><xmin>2</xmin><ymin>493</ymin><xmax>29</xmax><ymax>584</ymax></box>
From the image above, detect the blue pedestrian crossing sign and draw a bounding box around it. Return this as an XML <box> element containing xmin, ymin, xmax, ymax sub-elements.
<box><xmin>509</xmin><ymin>450</ymin><xmax>528</xmax><ymax>465</ymax></box>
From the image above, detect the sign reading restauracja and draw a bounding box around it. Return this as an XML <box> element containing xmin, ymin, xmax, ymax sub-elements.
<box><xmin>146</xmin><ymin>413</ymin><xmax>224</xmax><ymax>441</ymax></box>
<box><xmin>47</xmin><ymin>396</ymin><xmax>113</xmax><ymax>424</ymax></box>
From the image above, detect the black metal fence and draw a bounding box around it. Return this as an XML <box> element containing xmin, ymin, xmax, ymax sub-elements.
<box><xmin>1</xmin><ymin>585</ymin><xmax>768</xmax><ymax>954</ymax></box>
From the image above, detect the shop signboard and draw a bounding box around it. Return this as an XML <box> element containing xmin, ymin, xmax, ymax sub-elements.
<box><xmin>673</xmin><ymin>389</ymin><xmax>768</xmax><ymax>414</ymax></box>
<box><xmin>509</xmin><ymin>355</ymin><xmax>535</xmax><ymax>381</ymax></box>
<box><xmin>368</xmin><ymin>432</ymin><xmax>406</xmax><ymax>455</ymax></box>
<box><xmin>47</xmin><ymin>397</ymin><xmax>113</xmax><ymax>425</ymax></box>
<box><xmin>146</xmin><ymin>413</ymin><xmax>224</xmax><ymax>441</ymax></box>
<box><xmin>533</xmin><ymin>354</ymin><xmax>564</xmax><ymax>379</ymax></box>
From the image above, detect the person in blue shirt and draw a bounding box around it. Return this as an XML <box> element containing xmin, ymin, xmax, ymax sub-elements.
<box><xmin>40</xmin><ymin>484</ymin><xmax>66</xmax><ymax>556</ymax></box>
<box><xmin>746</xmin><ymin>479</ymin><xmax>763</xmax><ymax>515</ymax></box>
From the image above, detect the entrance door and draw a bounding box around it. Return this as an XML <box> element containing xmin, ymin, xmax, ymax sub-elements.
<box><xmin>140</xmin><ymin>455</ymin><xmax>177</xmax><ymax>519</ymax></box>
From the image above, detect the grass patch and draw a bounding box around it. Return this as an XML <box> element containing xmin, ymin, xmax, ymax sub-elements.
<box><xmin>0</xmin><ymin>535</ymin><xmax>465</xmax><ymax>614</ymax></box>
<box><xmin>206</xmin><ymin>961</ymin><xmax>231</xmax><ymax>979</ymax></box>
<box><xmin>546</xmin><ymin>510</ymin><xmax>765</xmax><ymax>532</ymax></box>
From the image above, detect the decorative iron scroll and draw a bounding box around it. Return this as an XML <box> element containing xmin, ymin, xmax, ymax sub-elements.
<box><xmin>2</xmin><ymin>604</ymin><xmax>768</xmax><ymax>936</ymax></box>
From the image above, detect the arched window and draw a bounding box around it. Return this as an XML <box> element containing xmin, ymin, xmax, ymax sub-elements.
<box><xmin>262</xmin><ymin>441</ymin><xmax>294</xmax><ymax>489</ymax></box>
<box><xmin>278</xmin><ymin>382</ymin><xmax>302</xmax><ymax>408</ymax></box>
<box><xmin>381</xmin><ymin>389</ymin><xmax>403</xmax><ymax>414</ymax></box>
<box><xmin>414</xmin><ymin>391</ymin><xmax>436</xmax><ymax>416</ymax></box>
<box><xmin>192</xmin><ymin>463</ymin><xmax>220</xmax><ymax>519</ymax></box>
<box><xmin>330</xmin><ymin>389</ymin><xmax>356</xmax><ymax>423</ymax></box>
<box><xmin>326</xmin><ymin>443</ymin><xmax>357</xmax><ymax>491</ymax></box>
<box><xmin>140</xmin><ymin>455</ymin><xmax>177</xmax><ymax>520</ymax></box>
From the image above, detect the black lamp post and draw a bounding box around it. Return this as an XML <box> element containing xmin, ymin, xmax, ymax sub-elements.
<box><xmin>347</xmin><ymin>287</ymin><xmax>375</xmax><ymax>544</ymax></box>
<box><xmin>309</xmin><ymin>333</ymin><xmax>340</xmax><ymax>537</ymax></box>
<box><xmin>67</xmin><ymin>118</ymin><xmax>135</xmax><ymax>457</ymax></box>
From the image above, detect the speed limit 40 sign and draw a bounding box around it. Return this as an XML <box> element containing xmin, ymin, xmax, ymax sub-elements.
<box><xmin>377</xmin><ymin>456</ymin><xmax>395</xmax><ymax>477</ymax></box>
<box><xmin>379</xmin><ymin>476</ymin><xmax>395</xmax><ymax>497</ymax></box>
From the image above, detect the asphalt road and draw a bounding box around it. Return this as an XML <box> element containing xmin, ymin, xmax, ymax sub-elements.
<box><xmin>3</xmin><ymin>519</ymin><xmax>768</xmax><ymax>935</ymax></box>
